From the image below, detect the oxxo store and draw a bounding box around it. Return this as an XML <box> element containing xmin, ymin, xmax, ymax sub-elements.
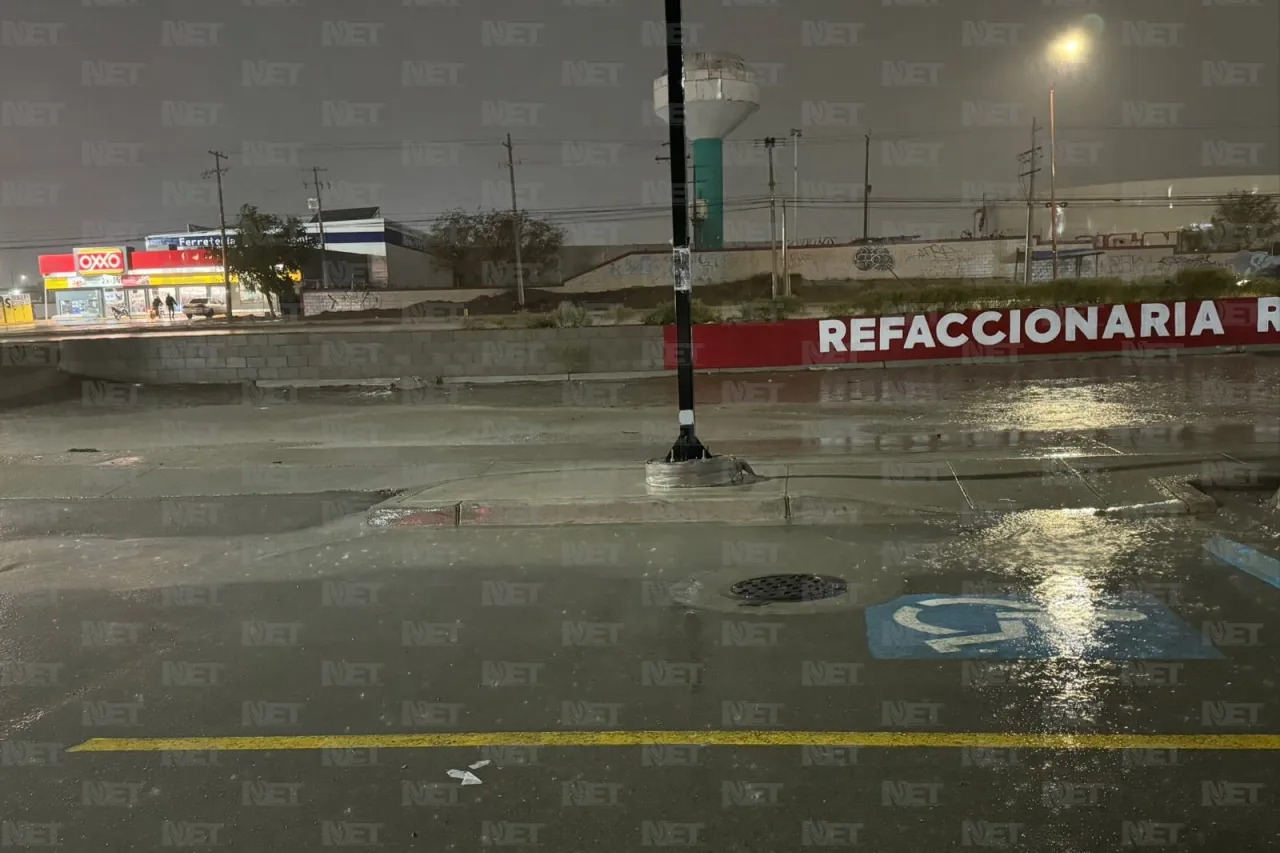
<box><xmin>38</xmin><ymin>245</ymin><xmax>268</xmax><ymax>320</ymax></box>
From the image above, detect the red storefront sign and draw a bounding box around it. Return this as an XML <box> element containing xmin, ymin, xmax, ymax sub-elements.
<box><xmin>664</xmin><ymin>298</ymin><xmax>1280</xmax><ymax>370</ymax></box>
<box><xmin>73</xmin><ymin>246</ymin><xmax>127</xmax><ymax>274</ymax></box>
<box><xmin>128</xmin><ymin>249</ymin><xmax>220</xmax><ymax>270</ymax></box>
<box><xmin>38</xmin><ymin>254</ymin><xmax>76</xmax><ymax>276</ymax></box>
<box><xmin>39</xmin><ymin>248</ymin><xmax>220</xmax><ymax>278</ymax></box>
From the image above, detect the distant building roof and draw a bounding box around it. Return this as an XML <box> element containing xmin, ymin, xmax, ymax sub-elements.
<box><xmin>310</xmin><ymin>207</ymin><xmax>380</xmax><ymax>224</ymax></box>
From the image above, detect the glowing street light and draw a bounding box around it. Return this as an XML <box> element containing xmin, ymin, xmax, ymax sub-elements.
<box><xmin>1052</xmin><ymin>34</ymin><xmax>1084</xmax><ymax>62</ymax></box>
<box><xmin>1046</xmin><ymin>29</ymin><xmax>1091</xmax><ymax>280</ymax></box>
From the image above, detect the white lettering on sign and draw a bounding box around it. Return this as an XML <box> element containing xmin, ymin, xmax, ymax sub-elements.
<box><xmin>818</xmin><ymin>301</ymin><xmax>1235</xmax><ymax>354</ymax></box>
<box><xmin>1260</xmin><ymin>297</ymin><xmax>1280</xmax><ymax>332</ymax></box>
<box><xmin>74</xmin><ymin>249</ymin><xmax>125</xmax><ymax>273</ymax></box>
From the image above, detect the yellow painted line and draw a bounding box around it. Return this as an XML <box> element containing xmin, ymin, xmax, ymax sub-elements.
<box><xmin>68</xmin><ymin>731</ymin><xmax>1280</xmax><ymax>753</ymax></box>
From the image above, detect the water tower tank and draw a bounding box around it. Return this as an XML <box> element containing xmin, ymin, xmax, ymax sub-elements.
<box><xmin>655</xmin><ymin>53</ymin><xmax>760</xmax><ymax>250</ymax></box>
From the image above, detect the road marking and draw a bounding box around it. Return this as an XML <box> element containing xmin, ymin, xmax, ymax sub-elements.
<box><xmin>1204</xmin><ymin>535</ymin><xmax>1280</xmax><ymax>589</ymax></box>
<box><xmin>68</xmin><ymin>731</ymin><xmax>1280</xmax><ymax>753</ymax></box>
<box><xmin>867</xmin><ymin>593</ymin><xmax>1219</xmax><ymax>660</ymax></box>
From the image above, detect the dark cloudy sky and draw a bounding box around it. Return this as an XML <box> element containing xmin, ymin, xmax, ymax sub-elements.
<box><xmin>0</xmin><ymin>0</ymin><xmax>1276</xmax><ymax>266</ymax></box>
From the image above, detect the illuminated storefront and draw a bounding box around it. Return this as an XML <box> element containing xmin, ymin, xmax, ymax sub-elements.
<box><xmin>37</xmin><ymin>210</ymin><xmax>437</xmax><ymax>320</ymax></box>
<box><xmin>38</xmin><ymin>246</ymin><xmax>268</xmax><ymax>320</ymax></box>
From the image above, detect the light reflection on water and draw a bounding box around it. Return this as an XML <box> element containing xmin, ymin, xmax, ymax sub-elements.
<box><xmin>953</xmin><ymin>510</ymin><xmax>1152</xmax><ymax>727</ymax></box>
<box><xmin>795</xmin><ymin>421</ymin><xmax>1277</xmax><ymax>453</ymax></box>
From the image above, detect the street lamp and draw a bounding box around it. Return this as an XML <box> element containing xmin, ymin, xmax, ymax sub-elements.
<box><xmin>1047</xmin><ymin>29</ymin><xmax>1089</xmax><ymax>280</ymax></box>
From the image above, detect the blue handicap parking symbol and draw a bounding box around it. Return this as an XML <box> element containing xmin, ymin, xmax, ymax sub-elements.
<box><xmin>866</xmin><ymin>594</ymin><xmax>1221</xmax><ymax>660</ymax></box>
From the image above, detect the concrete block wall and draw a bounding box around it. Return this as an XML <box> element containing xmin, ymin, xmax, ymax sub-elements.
<box><xmin>56</xmin><ymin>326</ymin><xmax>667</xmax><ymax>385</ymax></box>
<box><xmin>564</xmin><ymin>239</ymin><xmax>1025</xmax><ymax>291</ymax></box>
<box><xmin>302</xmin><ymin>287</ymin><xmax>509</xmax><ymax>315</ymax></box>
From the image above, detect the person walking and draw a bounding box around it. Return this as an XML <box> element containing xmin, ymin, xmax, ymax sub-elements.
<box><xmin>151</xmin><ymin>296</ymin><xmax>162</xmax><ymax>322</ymax></box>
<box><xmin>165</xmin><ymin>293</ymin><xmax>177</xmax><ymax>320</ymax></box>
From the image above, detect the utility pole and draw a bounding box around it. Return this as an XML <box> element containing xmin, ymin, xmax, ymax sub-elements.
<box><xmin>862</xmin><ymin>134</ymin><xmax>872</xmax><ymax>241</ymax></box>
<box><xmin>657</xmin><ymin>143</ymin><xmax>699</xmax><ymax>246</ymax></box>
<box><xmin>690</xmin><ymin>160</ymin><xmax>699</xmax><ymax>247</ymax></box>
<box><xmin>202</xmin><ymin>150</ymin><xmax>233</xmax><ymax>320</ymax></box>
<box><xmin>662</xmin><ymin>0</ymin><xmax>707</xmax><ymax>463</ymax></box>
<box><xmin>780</xmin><ymin>197</ymin><xmax>789</xmax><ymax>298</ymax></box>
<box><xmin>502</xmin><ymin>133</ymin><xmax>526</xmax><ymax>307</ymax></box>
<box><xmin>1049</xmin><ymin>85</ymin><xmax>1059</xmax><ymax>280</ymax></box>
<box><xmin>761</xmin><ymin>136</ymin><xmax>778</xmax><ymax>299</ymax></box>
<box><xmin>789</xmin><ymin>128</ymin><xmax>802</xmax><ymax>248</ymax></box>
<box><xmin>1018</xmin><ymin>120</ymin><xmax>1042</xmax><ymax>285</ymax></box>
<box><xmin>306</xmin><ymin>166</ymin><xmax>331</xmax><ymax>290</ymax></box>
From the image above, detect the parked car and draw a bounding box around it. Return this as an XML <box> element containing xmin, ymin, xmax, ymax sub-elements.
<box><xmin>184</xmin><ymin>297</ymin><xmax>226</xmax><ymax>319</ymax></box>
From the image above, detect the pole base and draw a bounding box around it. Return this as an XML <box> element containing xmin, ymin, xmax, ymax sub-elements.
<box><xmin>665</xmin><ymin>429</ymin><xmax>710</xmax><ymax>463</ymax></box>
<box><xmin>646</xmin><ymin>455</ymin><xmax>757</xmax><ymax>491</ymax></box>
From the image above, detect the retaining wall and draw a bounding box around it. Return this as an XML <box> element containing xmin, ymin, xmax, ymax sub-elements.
<box><xmin>565</xmin><ymin>242</ymin><xmax>1275</xmax><ymax>292</ymax></box>
<box><xmin>56</xmin><ymin>326</ymin><xmax>666</xmax><ymax>384</ymax></box>
<box><xmin>302</xmin><ymin>287</ymin><xmax>506</xmax><ymax>315</ymax></box>
<box><xmin>564</xmin><ymin>239</ymin><xmax>1026</xmax><ymax>291</ymax></box>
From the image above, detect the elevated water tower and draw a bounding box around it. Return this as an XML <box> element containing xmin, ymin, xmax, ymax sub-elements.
<box><xmin>655</xmin><ymin>52</ymin><xmax>760</xmax><ymax>250</ymax></box>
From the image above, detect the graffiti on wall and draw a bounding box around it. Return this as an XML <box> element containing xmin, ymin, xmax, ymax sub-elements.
<box><xmin>854</xmin><ymin>246</ymin><xmax>895</xmax><ymax>272</ymax></box>
<box><xmin>908</xmin><ymin>243</ymin><xmax>966</xmax><ymax>277</ymax></box>
<box><xmin>1234</xmin><ymin>250</ymin><xmax>1280</xmax><ymax>275</ymax></box>
<box><xmin>609</xmin><ymin>253</ymin><xmax>722</xmax><ymax>279</ymax></box>
<box><xmin>304</xmin><ymin>290</ymin><xmax>383</xmax><ymax>314</ymax></box>
<box><xmin>1098</xmin><ymin>252</ymin><xmax>1231</xmax><ymax>280</ymax></box>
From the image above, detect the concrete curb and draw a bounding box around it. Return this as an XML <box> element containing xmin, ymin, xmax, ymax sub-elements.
<box><xmin>244</xmin><ymin>344</ymin><xmax>1280</xmax><ymax>391</ymax></box>
<box><xmin>370</xmin><ymin>495</ymin><xmax>790</xmax><ymax>527</ymax></box>
<box><xmin>1096</xmin><ymin>477</ymin><xmax>1218</xmax><ymax>519</ymax></box>
<box><xmin>1154</xmin><ymin>476</ymin><xmax>1219</xmax><ymax>515</ymax></box>
<box><xmin>1095</xmin><ymin>499</ymin><xmax>1191</xmax><ymax>519</ymax></box>
<box><xmin>370</xmin><ymin>492</ymin><xmax>994</xmax><ymax>528</ymax></box>
<box><xmin>367</xmin><ymin>476</ymin><xmax>1226</xmax><ymax>528</ymax></box>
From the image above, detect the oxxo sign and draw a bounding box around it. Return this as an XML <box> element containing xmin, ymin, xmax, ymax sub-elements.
<box><xmin>73</xmin><ymin>247</ymin><xmax>127</xmax><ymax>275</ymax></box>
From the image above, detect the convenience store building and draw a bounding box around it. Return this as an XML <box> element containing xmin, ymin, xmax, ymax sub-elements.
<box><xmin>37</xmin><ymin>245</ymin><xmax>269</xmax><ymax>320</ymax></box>
<box><xmin>37</xmin><ymin>209</ymin><xmax>443</xmax><ymax>319</ymax></box>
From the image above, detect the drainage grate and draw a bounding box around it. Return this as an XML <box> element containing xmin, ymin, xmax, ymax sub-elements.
<box><xmin>728</xmin><ymin>574</ymin><xmax>848</xmax><ymax>603</ymax></box>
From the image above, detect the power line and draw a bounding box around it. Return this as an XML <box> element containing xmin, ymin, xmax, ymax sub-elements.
<box><xmin>2</xmin><ymin>192</ymin><xmax>1265</xmax><ymax>253</ymax></box>
<box><xmin>10</xmin><ymin>121</ymin><xmax>1262</xmax><ymax>168</ymax></box>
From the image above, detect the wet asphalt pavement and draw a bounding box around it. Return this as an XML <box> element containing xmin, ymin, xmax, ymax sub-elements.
<box><xmin>2</xmin><ymin>515</ymin><xmax>1280</xmax><ymax>850</ymax></box>
<box><xmin>1</xmin><ymin>355</ymin><xmax>1279</xmax><ymax>850</ymax></box>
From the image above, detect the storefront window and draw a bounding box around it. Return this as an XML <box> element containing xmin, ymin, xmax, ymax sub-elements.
<box><xmin>179</xmin><ymin>286</ymin><xmax>208</xmax><ymax>306</ymax></box>
<box><xmin>102</xmin><ymin>288</ymin><xmax>130</xmax><ymax>318</ymax></box>
<box><xmin>127</xmin><ymin>289</ymin><xmax>149</xmax><ymax>315</ymax></box>
<box><xmin>55</xmin><ymin>289</ymin><xmax>103</xmax><ymax>319</ymax></box>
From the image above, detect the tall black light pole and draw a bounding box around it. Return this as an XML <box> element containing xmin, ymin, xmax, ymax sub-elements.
<box><xmin>663</xmin><ymin>0</ymin><xmax>708</xmax><ymax>462</ymax></box>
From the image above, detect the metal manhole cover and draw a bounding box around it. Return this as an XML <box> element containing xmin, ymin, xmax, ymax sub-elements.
<box><xmin>728</xmin><ymin>574</ymin><xmax>848</xmax><ymax>603</ymax></box>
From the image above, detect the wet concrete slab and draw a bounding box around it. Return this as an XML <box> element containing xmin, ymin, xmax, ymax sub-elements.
<box><xmin>952</xmin><ymin>458</ymin><xmax>1103</xmax><ymax>512</ymax></box>
<box><xmin>0</xmin><ymin>492</ymin><xmax>389</xmax><ymax>539</ymax></box>
<box><xmin>103</xmin><ymin>463</ymin><xmax>487</xmax><ymax>499</ymax></box>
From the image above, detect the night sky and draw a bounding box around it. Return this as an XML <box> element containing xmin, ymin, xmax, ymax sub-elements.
<box><xmin>0</xmin><ymin>0</ymin><xmax>1276</xmax><ymax>272</ymax></box>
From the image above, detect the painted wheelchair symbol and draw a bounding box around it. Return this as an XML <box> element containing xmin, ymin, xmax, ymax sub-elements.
<box><xmin>891</xmin><ymin>597</ymin><xmax>1147</xmax><ymax>654</ymax></box>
